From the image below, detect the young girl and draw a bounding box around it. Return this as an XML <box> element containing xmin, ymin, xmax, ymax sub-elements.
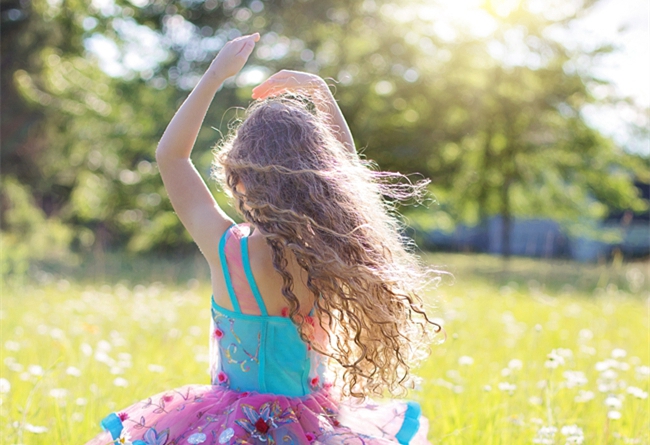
<box><xmin>86</xmin><ymin>33</ymin><xmax>440</xmax><ymax>445</ymax></box>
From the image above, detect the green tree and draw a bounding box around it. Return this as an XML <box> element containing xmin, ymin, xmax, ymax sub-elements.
<box><xmin>1</xmin><ymin>0</ymin><xmax>647</xmax><ymax>266</ymax></box>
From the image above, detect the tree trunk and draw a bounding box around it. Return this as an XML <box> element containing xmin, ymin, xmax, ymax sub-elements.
<box><xmin>501</xmin><ymin>178</ymin><xmax>512</xmax><ymax>258</ymax></box>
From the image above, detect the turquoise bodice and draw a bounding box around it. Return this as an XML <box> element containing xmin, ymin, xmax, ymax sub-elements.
<box><xmin>209</xmin><ymin>224</ymin><xmax>326</xmax><ymax>397</ymax></box>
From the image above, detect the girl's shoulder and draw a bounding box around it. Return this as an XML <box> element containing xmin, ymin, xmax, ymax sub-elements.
<box><xmin>241</xmin><ymin>225</ymin><xmax>315</xmax><ymax>317</ymax></box>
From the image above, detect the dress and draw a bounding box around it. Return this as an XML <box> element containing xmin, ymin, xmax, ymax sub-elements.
<box><xmin>98</xmin><ymin>224</ymin><xmax>432</xmax><ymax>445</ymax></box>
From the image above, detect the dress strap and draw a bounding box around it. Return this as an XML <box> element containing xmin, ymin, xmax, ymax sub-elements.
<box><xmin>218</xmin><ymin>224</ymin><xmax>241</xmax><ymax>313</ymax></box>
<box><xmin>240</xmin><ymin>235</ymin><xmax>269</xmax><ymax>316</ymax></box>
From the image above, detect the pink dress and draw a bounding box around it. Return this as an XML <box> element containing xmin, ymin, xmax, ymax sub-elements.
<box><xmin>98</xmin><ymin>224</ymin><xmax>432</xmax><ymax>445</ymax></box>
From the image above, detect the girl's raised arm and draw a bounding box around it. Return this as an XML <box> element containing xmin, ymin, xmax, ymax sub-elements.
<box><xmin>252</xmin><ymin>70</ymin><xmax>356</xmax><ymax>154</ymax></box>
<box><xmin>155</xmin><ymin>33</ymin><xmax>260</xmax><ymax>264</ymax></box>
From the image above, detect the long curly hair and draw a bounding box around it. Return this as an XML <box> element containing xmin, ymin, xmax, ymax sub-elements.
<box><xmin>212</xmin><ymin>95</ymin><xmax>441</xmax><ymax>398</ymax></box>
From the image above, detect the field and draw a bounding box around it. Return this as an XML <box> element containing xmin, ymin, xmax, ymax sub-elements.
<box><xmin>1</xmin><ymin>253</ymin><xmax>648</xmax><ymax>444</ymax></box>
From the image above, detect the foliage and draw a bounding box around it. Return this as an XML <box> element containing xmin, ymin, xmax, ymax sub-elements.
<box><xmin>0</xmin><ymin>176</ymin><xmax>76</xmax><ymax>285</ymax></box>
<box><xmin>1</xmin><ymin>0</ymin><xmax>648</xmax><ymax>267</ymax></box>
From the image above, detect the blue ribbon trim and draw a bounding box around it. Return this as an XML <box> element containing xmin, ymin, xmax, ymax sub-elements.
<box><xmin>394</xmin><ymin>401</ymin><xmax>422</xmax><ymax>445</ymax></box>
<box><xmin>101</xmin><ymin>413</ymin><xmax>123</xmax><ymax>442</ymax></box>
<box><xmin>100</xmin><ymin>412</ymin><xmax>146</xmax><ymax>445</ymax></box>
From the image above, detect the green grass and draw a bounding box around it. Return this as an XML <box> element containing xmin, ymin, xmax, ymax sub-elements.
<box><xmin>1</xmin><ymin>253</ymin><xmax>648</xmax><ymax>444</ymax></box>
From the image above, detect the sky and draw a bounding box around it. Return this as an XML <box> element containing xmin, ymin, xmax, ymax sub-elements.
<box><xmin>574</xmin><ymin>0</ymin><xmax>649</xmax><ymax>107</ymax></box>
<box><xmin>571</xmin><ymin>0</ymin><xmax>649</xmax><ymax>153</ymax></box>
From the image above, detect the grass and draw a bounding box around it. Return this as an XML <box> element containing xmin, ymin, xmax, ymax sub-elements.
<box><xmin>0</xmin><ymin>253</ymin><xmax>648</xmax><ymax>444</ymax></box>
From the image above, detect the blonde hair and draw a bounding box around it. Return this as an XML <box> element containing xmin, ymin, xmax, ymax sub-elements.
<box><xmin>212</xmin><ymin>95</ymin><xmax>441</xmax><ymax>397</ymax></box>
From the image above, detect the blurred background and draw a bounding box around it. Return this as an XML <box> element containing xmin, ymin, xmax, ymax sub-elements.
<box><xmin>2</xmin><ymin>2</ymin><xmax>649</xmax><ymax>443</ymax></box>
<box><xmin>1</xmin><ymin>0</ymin><xmax>649</xmax><ymax>283</ymax></box>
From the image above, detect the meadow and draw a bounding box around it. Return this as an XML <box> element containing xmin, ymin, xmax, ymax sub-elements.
<box><xmin>1</xmin><ymin>253</ymin><xmax>648</xmax><ymax>444</ymax></box>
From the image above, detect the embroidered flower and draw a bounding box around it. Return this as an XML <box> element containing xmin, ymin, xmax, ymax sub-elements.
<box><xmin>116</xmin><ymin>429</ymin><xmax>132</xmax><ymax>445</ymax></box>
<box><xmin>214</xmin><ymin>328</ymin><xmax>224</xmax><ymax>339</ymax></box>
<box><xmin>142</xmin><ymin>427</ymin><xmax>169</xmax><ymax>445</ymax></box>
<box><xmin>235</xmin><ymin>402</ymin><xmax>296</xmax><ymax>442</ymax></box>
<box><xmin>310</xmin><ymin>376</ymin><xmax>320</xmax><ymax>388</ymax></box>
<box><xmin>281</xmin><ymin>307</ymin><xmax>290</xmax><ymax>317</ymax></box>
<box><xmin>240</xmin><ymin>391</ymin><xmax>250</xmax><ymax>398</ymax></box>
<box><xmin>162</xmin><ymin>394</ymin><xmax>174</xmax><ymax>403</ymax></box>
<box><xmin>217</xmin><ymin>371</ymin><xmax>228</xmax><ymax>384</ymax></box>
<box><xmin>306</xmin><ymin>432</ymin><xmax>317</xmax><ymax>442</ymax></box>
<box><xmin>118</xmin><ymin>412</ymin><xmax>129</xmax><ymax>422</ymax></box>
<box><xmin>305</xmin><ymin>315</ymin><xmax>315</xmax><ymax>326</ymax></box>
<box><xmin>254</xmin><ymin>417</ymin><xmax>270</xmax><ymax>434</ymax></box>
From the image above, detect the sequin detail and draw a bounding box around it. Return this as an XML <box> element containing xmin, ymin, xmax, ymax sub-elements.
<box><xmin>188</xmin><ymin>432</ymin><xmax>207</xmax><ymax>444</ymax></box>
<box><xmin>219</xmin><ymin>427</ymin><xmax>235</xmax><ymax>444</ymax></box>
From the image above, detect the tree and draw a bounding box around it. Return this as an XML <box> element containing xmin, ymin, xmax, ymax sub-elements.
<box><xmin>1</xmin><ymin>0</ymin><xmax>647</xmax><ymax>266</ymax></box>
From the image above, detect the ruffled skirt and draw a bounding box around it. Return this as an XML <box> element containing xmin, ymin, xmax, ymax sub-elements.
<box><xmin>86</xmin><ymin>384</ymin><xmax>431</xmax><ymax>445</ymax></box>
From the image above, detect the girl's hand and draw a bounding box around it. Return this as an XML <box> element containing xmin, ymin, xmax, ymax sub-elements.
<box><xmin>207</xmin><ymin>33</ymin><xmax>260</xmax><ymax>81</ymax></box>
<box><xmin>252</xmin><ymin>70</ymin><xmax>328</xmax><ymax>100</ymax></box>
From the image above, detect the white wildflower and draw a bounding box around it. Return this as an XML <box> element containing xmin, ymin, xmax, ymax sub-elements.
<box><xmin>601</xmin><ymin>369</ymin><xmax>618</xmax><ymax>380</ymax></box>
<box><xmin>27</xmin><ymin>365</ymin><xmax>43</xmax><ymax>376</ymax></box>
<box><xmin>458</xmin><ymin>356</ymin><xmax>474</xmax><ymax>366</ymax></box>
<box><xmin>635</xmin><ymin>365</ymin><xmax>650</xmax><ymax>377</ymax></box>
<box><xmin>113</xmin><ymin>377</ymin><xmax>128</xmax><ymax>388</ymax></box>
<box><xmin>563</xmin><ymin>370</ymin><xmax>588</xmax><ymax>388</ymax></box>
<box><xmin>66</xmin><ymin>366</ymin><xmax>81</xmax><ymax>377</ymax></box>
<box><xmin>611</xmin><ymin>348</ymin><xmax>627</xmax><ymax>359</ymax></box>
<box><xmin>626</xmin><ymin>386</ymin><xmax>648</xmax><ymax>399</ymax></box>
<box><xmin>94</xmin><ymin>350</ymin><xmax>112</xmax><ymax>364</ymax></box>
<box><xmin>0</xmin><ymin>378</ymin><xmax>10</xmax><ymax>394</ymax></box>
<box><xmin>49</xmin><ymin>388</ymin><xmax>68</xmax><ymax>399</ymax></box>
<box><xmin>97</xmin><ymin>340</ymin><xmax>112</xmax><ymax>352</ymax></box>
<box><xmin>607</xmin><ymin>410</ymin><xmax>621</xmax><ymax>420</ymax></box>
<box><xmin>508</xmin><ymin>359</ymin><xmax>523</xmax><ymax>370</ymax></box>
<box><xmin>545</xmin><ymin>350</ymin><xmax>565</xmax><ymax>369</ymax></box>
<box><xmin>147</xmin><ymin>364</ymin><xmax>165</xmax><ymax>373</ymax></box>
<box><xmin>561</xmin><ymin>424</ymin><xmax>584</xmax><ymax>444</ymax></box>
<box><xmin>575</xmin><ymin>390</ymin><xmax>595</xmax><ymax>403</ymax></box>
<box><xmin>497</xmin><ymin>382</ymin><xmax>517</xmax><ymax>393</ymax></box>
<box><xmin>24</xmin><ymin>423</ymin><xmax>48</xmax><ymax>434</ymax></box>
<box><xmin>529</xmin><ymin>396</ymin><xmax>543</xmax><ymax>405</ymax></box>
<box><xmin>598</xmin><ymin>381</ymin><xmax>617</xmax><ymax>393</ymax></box>
<box><xmin>49</xmin><ymin>328</ymin><xmax>65</xmax><ymax>340</ymax></box>
<box><xmin>578</xmin><ymin>328</ymin><xmax>593</xmax><ymax>340</ymax></box>
<box><xmin>604</xmin><ymin>395</ymin><xmax>622</xmax><ymax>409</ymax></box>
<box><xmin>4</xmin><ymin>340</ymin><xmax>21</xmax><ymax>351</ymax></box>
<box><xmin>80</xmin><ymin>343</ymin><xmax>93</xmax><ymax>356</ymax></box>
<box><xmin>116</xmin><ymin>429</ymin><xmax>132</xmax><ymax>445</ymax></box>
<box><xmin>533</xmin><ymin>425</ymin><xmax>557</xmax><ymax>444</ymax></box>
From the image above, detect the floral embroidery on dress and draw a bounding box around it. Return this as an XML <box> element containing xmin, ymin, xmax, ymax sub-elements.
<box><xmin>223</xmin><ymin>330</ymin><xmax>261</xmax><ymax>373</ymax></box>
<box><xmin>234</xmin><ymin>402</ymin><xmax>297</xmax><ymax>444</ymax></box>
<box><xmin>217</xmin><ymin>371</ymin><xmax>229</xmax><ymax>385</ymax></box>
<box><xmin>141</xmin><ymin>427</ymin><xmax>169</xmax><ymax>445</ymax></box>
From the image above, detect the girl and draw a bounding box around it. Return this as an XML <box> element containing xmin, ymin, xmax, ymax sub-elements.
<box><xmin>86</xmin><ymin>33</ymin><xmax>440</xmax><ymax>445</ymax></box>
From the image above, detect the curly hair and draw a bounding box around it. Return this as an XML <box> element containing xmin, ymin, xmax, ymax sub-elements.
<box><xmin>212</xmin><ymin>95</ymin><xmax>441</xmax><ymax>398</ymax></box>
